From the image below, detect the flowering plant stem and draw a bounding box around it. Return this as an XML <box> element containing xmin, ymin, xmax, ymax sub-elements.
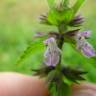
<box><xmin>56</xmin><ymin>25</ymin><xmax>67</xmax><ymax>69</ymax></box>
<box><xmin>16</xmin><ymin>0</ymin><xmax>96</xmax><ymax>96</ymax></box>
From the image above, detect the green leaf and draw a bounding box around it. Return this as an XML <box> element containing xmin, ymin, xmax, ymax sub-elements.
<box><xmin>61</xmin><ymin>82</ymin><xmax>71</xmax><ymax>96</ymax></box>
<box><xmin>63</xmin><ymin>0</ymin><xmax>69</xmax><ymax>8</ymax></box>
<box><xmin>87</xmin><ymin>57</ymin><xmax>96</xmax><ymax>68</ymax></box>
<box><xmin>47</xmin><ymin>0</ymin><xmax>55</xmax><ymax>8</ymax></box>
<box><xmin>47</xmin><ymin>8</ymin><xmax>74</xmax><ymax>26</ymax></box>
<box><xmin>59</xmin><ymin>8</ymin><xmax>74</xmax><ymax>22</ymax></box>
<box><xmin>48</xmin><ymin>71</ymin><xmax>72</xmax><ymax>96</ymax></box>
<box><xmin>47</xmin><ymin>9</ymin><xmax>59</xmax><ymax>25</ymax></box>
<box><xmin>56</xmin><ymin>81</ymin><xmax>71</xmax><ymax>96</ymax></box>
<box><xmin>49</xmin><ymin>82</ymin><xmax>58</xmax><ymax>96</ymax></box>
<box><xmin>16</xmin><ymin>38</ymin><xmax>45</xmax><ymax>65</ymax></box>
<box><xmin>72</xmin><ymin>0</ymin><xmax>86</xmax><ymax>14</ymax></box>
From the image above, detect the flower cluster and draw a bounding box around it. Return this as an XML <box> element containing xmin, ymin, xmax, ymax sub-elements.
<box><xmin>17</xmin><ymin>1</ymin><xmax>96</xmax><ymax>96</ymax></box>
<box><xmin>43</xmin><ymin>31</ymin><xmax>96</xmax><ymax>67</ymax></box>
<box><xmin>32</xmin><ymin>0</ymin><xmax>96</xmax><ymax>96</ymax></box>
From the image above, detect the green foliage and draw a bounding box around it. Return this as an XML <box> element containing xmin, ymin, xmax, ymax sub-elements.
<box><xmin>48</xmin><ymin>9</ymin><xmax>59</xmax><ymax>25</ymax></box>
<box><xmin>47</xmin><ymin>8</ymin><xmax>74</xmax><ymax>25</ymax></box>
<box><xmin>42</xmin><ymin>0</ymin><xmax>85</xmax><ymax>27</ymax></box>
<box><xmin>72</xmin><ymin>0</ymin><xmax>86</xmax><ymax>14</ymax></box>
<box><xmin>0</xmin><ymin>0</ymin><xmax>96</xmax><ymax>84</ymax></box>
<box><xmin>16</xmin><ymin>38</ymin><xmax>45</xmax><ymax>65</ymax></box>
<box><xmin>62</xmin><ymin>0</ymin><xmax>69</xmax><ymax>8</ymax></box>
<box><xmin>46</xmin><ymin>0</ymin><xmax>74</xmax><ymax>26</ymax></box>
<box><xmin>58</xmin><ymin>82</ymin><xmax>71</xmax><ymax>96</ymax></box>
<box><xmin>47</xmin><ymin>0</ymin><xmax>55</xmax><ymax>8</ymax></box>
<box><xmin>49</xmin><ymin>81</ymin><xmax>71</xmax><ymax>96</ymax></box>
<box><xmin>58</xmin><ymin>8</ymin><xmax>73</xmax><ymax>23</ymax></box>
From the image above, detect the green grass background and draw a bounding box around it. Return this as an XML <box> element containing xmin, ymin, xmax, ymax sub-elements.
<box><xmin>0</xmin><ymin>0</ymin><xmax>96</xmax><ymax>83</ymax></box>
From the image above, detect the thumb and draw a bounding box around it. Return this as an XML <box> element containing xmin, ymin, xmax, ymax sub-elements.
<box><xmin>0</xmin><ymin>72</ymin><xmax>49</xmax><ymax>96</ymax></box>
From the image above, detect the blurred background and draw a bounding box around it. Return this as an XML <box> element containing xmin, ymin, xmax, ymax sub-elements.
<box><xmin>0</xmin><ymin>0</ymin><xmax>96</xmax><ymax>82</ymax></box>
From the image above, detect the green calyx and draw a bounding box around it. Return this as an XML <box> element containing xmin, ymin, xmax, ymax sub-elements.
<box><xmin>41</xmin><ymin>0</ymin><xmax>85</xmax><ymax>28</ymax></box>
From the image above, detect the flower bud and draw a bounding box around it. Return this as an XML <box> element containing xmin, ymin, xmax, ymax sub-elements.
<box><xmin>69</xmin><ymin>15</ymin><xmax>84</xmax><ymax>27</ymax></box>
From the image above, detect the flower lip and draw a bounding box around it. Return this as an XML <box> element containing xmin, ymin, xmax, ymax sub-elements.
<box><xmin>78</xmin><ymin>31</ymin><xmax>91</xmax><ymax>38</ymax></box>
<box><xmin>81</xmin><ymin>42</ymin><xmax>96</xmax><ymax>57</ymax></box>
<box><xmin>75</xmin><ymin>31</ymin><xmax>96</xmax><ymax>58</ymax></box>
<box><xmin>43</xmin><ymin>37</ymin><xmax>56</xmax><ymax>45</ymax></box>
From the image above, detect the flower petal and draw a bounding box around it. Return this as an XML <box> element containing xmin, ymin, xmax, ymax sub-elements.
<box><xmin>81</xmin><ymin>42</ymin><xmax>96</xmax><ymax>57</ymax></box>
<box><xmin>43</xmin><ymin>37</ymin><xmax>55</xmax><ymax>45</ymax></box>
<box><xmin>44</xmin><ymin>48</ymin><xmax>60</xmax><ymax>66</ymax></box>
<box><xmin>79</xmin><ymin>31</ymin><xmax>91</xmax><ymax>38</ymax></box>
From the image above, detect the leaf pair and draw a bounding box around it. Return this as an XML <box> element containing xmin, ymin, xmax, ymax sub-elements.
<box><xmin>47</xmin><ymin>0</ymin><xmax>69</xmax><ymax>8</ymax></box>
<box><xmin>47</xmin><ymin>0</ymin><xmax>85</xmax><ymax>14</ymax></box>
<box><xmin>46</xmin><ymin>0</ymin><xmax>85</xmax><ymax>26</ymax></box>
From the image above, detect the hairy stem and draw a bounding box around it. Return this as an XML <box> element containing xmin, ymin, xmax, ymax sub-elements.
<box><xmin>56</xmin><ymin>24</ymin><xmax>68</xmax><ymax>70</ymax></box>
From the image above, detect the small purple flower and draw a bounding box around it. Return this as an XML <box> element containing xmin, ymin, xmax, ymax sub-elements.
<box><xmin>44</xmin><ymin>37</ymin><xmax>55</xmax><ymax>45</ymax></box>
<box><xmin>44</xmin><ymin>37</ymin><xmax>61</xmax><ymax>67</ymax></box>
<box><xmin>76</xmin><ymin>31</ymin><xmax>96</xmax><ymax>57</ymax></box>
<box><xmin>78</xmin><ymin>31</ymin><xmax>91</xmax><ymax>38</ymax></box>
<box><xmin>81</xmin><ymin>42</ymin><xmax>96</xmax><ymax>57</ymax></box>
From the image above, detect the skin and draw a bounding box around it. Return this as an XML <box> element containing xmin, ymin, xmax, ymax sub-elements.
<box><xmin>0</xmin><ymin>72</ymin><xmax>96</xmax><ymax>96</ymax></box>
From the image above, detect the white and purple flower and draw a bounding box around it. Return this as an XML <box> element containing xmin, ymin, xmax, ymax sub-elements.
<box><xmin>44</xmin><ymin>37</ymin><xmax>61</xmax><ymax>67</ymax></box>
<box><xmin>77</xmin><ymin>31</ymin><xmax>91</xmax><ymax>38</ymax></box>
<box><xmin>75</xmin><ymin>31</ymin><xmax>96</xmax><ymax>57</ymax></box>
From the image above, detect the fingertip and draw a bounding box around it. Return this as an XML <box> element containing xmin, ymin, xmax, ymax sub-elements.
<box><xmin>72</xmin><ymin>82</ymin><xmax>96</xmax><ymax>96</ymax></box>
<box><xmin>30</xmin><ymin>76</ymin><xmax>49</xmax><ymax>96</ymax></box>
<box><xmin>0</xmin><ymin>72</ymin><xmax>49</xmax><ymax>96</ymax></box>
